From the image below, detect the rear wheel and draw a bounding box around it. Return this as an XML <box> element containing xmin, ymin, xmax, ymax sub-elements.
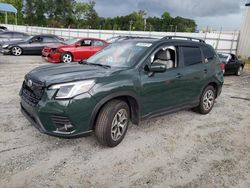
<box><xmin>61</xmin><ymin>53</ymin><xmax>73</xmax><ymax>63</ymax></box>
<box><xmin>95</xmin><ymin>100</ymin><xmax>130</xmax><ymax>147</ymax></box>
<box><xmin>197</xmin><ymin>85</ymin><xmax>216</xmax><ymax>114</ymax></box>
<box><xmin>11</xmin><ymin>46</ymin><xmax>22</xmax><ymax>56</ymax></box>
<box><xmin>236</xmin><ymin>66</ymin><xmax>243</xmax><ymax>76</ymax></box>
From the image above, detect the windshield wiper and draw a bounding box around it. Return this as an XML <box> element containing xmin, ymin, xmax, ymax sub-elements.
<box><xmin>78</xmin><ymin>60</ymin><xmax>111</xmax><ymax>69</ymax></box>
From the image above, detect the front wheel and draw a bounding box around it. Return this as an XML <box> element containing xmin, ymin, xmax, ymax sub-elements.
<box><xmin>61</xmin><ymin>53</ymin><xmax>73</xmax><ymax>63</ymax></box>
<box><xmin>11</xmin><ymin>46</ymin><xmax>22</xmax><ymax>56</ymax></box>
<box><xmin>197</xmin><ymin>85</ymin><xmax>216</xmax><ymax>114</ymax></box>
<box><xmin>95</xmin><ymin>100</ymin><xmax>130</xmax><ymax>147</ymax></box>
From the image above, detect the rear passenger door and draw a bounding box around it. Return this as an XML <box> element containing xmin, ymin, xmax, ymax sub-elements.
<box><xmin>74</xmin><ymin>39</ymin><xmax>92</xmax><ymax>60</ymax></box>
<box><xmin>179</xmin><ymin>45</ymin><xmax>207</xmax><ymax>103</ymax></box>
<box><xmin>91</xmin><ymin>40</ymin><xmax>106</xmax><ymax>55</ymax></box>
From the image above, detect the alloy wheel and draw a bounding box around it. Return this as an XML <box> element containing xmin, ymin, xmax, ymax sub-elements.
<box><xmin>63</xmin><ymin>54</ymin><xmax>72</xmax><ymax>63</ymax></box>
<box><xmin>12</xmin><ymin>47</ymin><xmax>22</xmax><ymax>56</ymax></box>
<box><xmin>237</xmin><ymin>66</ymin><xmax>243</xmax><ymax>76</ymax></box>
<box><xmin>111</xmin><ymin>109</ymin><xmax>128</xmax><ymax>141</ymax></box>
<box><xmin>202</xmin><ymin>89</ymin><xmax>215</xmax><ymax>111</ymax></box>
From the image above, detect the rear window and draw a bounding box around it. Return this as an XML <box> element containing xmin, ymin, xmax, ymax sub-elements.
<box><xmin>201</xmin><ymin>45</ymin><xmax>215</xmax><ymax>60</ymax></box>
<box><xmin>182</xmin><ymin>46</ymin><xmax>202</xmax><ymax>66</ymax></box>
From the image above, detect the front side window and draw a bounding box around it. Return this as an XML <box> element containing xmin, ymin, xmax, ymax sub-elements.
<box><xmin>81</xmin><ymin>40</ymin><xmax>92</xmax><ymax>46</ymax></box>
<box><xmin>151</xmin><ymin>46</ymin><xmax>177</xmax><ymax>69</ymax></box>
<box><xmin>182</xmin><ymin>46</ymin><xmax>202</xmax><ymax>66</ymax></box>
<box><xmin>31</xmin><ymin>36</ymin><xmax>43</xmax><ymax>43</ymax></box>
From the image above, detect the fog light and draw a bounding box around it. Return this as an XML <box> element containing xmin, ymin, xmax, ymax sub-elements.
<box><xmin>64</xmin><ymin>123</ymin><xmax>74</xmax><ymax>131</ymax></box>
<box><xmin>52</xmin><ymin>115</ymin><xmax>75</xmax><ymax>133</ymax></box>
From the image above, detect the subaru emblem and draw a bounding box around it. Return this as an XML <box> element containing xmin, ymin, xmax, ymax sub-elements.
<box><xmin>27</xmin><ymin>79</ymin><xmax>33</xmax><ymax>87</ymax></box>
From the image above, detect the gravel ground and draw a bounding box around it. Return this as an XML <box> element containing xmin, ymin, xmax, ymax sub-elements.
<box><xmin>0</xmin><ymin>54</ymin><xmax>250</xmax><ymax>188</ymax></box>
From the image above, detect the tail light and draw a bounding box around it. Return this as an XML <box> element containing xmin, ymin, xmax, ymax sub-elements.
<box><xmin>220</xmin><ymin>63</ymin><xmax>225</xmax><ymax>73</ymax></box>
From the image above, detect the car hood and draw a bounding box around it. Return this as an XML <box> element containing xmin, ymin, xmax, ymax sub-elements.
<box><xmin>2</xmin><ymin>40</ymin><xmax>27</xmax><ymax>46</ymax></box>
<box><xmin>26</xmin><ymin>63</ymin><xmax>123</xmax><ymax>87</ymax></box>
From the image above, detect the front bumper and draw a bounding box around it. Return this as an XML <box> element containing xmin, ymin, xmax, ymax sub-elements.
<box><xmin>20</xmin><ymin>91</ymin><xmax>96</xmax><ymax>138</ymax></box>
<box><xmin>0</xmin><ymin>48</ymin><xmax>11</xmax><ymax>55</ymax></box>
<box><xmin>43</xmin><ymin>53</ymin><xmax>61</xmax><ymax>63</ymax></box>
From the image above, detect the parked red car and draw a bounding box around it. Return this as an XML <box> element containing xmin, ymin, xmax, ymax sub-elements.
<box><xmin>42</xmin><ymin>38</ymin><xmax>108</xmax><ymax>63</ymax></box>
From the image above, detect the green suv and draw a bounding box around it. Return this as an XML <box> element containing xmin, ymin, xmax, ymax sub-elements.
<box><xmin>20</xmin><ymin>36</ymin><xmax>224</xmax><ymax>147</ymax></box>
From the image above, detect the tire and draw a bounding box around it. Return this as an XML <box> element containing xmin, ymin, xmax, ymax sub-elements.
<box><xmin>236</xmin><ymin>66</ymin><xmax>243</xmax><ymax>76</ymax></box>
<box><xmin>11</xmin><ymin>46</ymin><xmax>22</xmax><ymax>56</ymax></box>
<box><xmin>95</xmin><ymin>100</ymin><xmax>130</xmax><ymax>147</ymax></box>
<box><xmin>61</xmin><ymin>53</ymin><xmax>73</xmax><ymax>63</ymax></box>
<box><xmin>197</xmin><ymin>85</ymin><xmax>216</xmax><ymax>114</ymax></box>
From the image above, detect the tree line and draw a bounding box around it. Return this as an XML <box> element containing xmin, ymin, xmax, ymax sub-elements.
<box><xmin>0</xmin><ymin>0</ymin><xmax>197</xmax><ymax>32</ymax></box>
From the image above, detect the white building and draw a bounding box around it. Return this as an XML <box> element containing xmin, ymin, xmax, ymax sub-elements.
<box><xmin>238</xmin><ymin>0</ymin><xmax>250</xmax><ymax>58</ymax></box>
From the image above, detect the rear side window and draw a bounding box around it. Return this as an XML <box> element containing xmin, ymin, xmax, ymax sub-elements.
<box><xmin>201</xmin><ymin>45</ymin><xmax>216</xmax><ymax>60</ymax></box>
<box><xmin>43</xmin><ymin>37</ymin><xmax>57</xmax><ymax>42</ymax></box>
<box><xmin>92</xmin><ymin>40</ymin><xmax>105</xmax><ymax>46</ymax></box>
<box><xmin>182</xmin><ymin>46</ymin><xmax>202</xmax><ymax>66</ymax></box>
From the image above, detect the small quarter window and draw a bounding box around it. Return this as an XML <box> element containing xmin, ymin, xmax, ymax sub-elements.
<box><xmin>183</xmin><ymin>46</ymin><xmax>202</xmax><ymax>66</ymax></box>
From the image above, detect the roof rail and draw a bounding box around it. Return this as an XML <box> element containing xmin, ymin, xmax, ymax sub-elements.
<box><xmin>162</xmin><ymin>36</ymin><xmax>205</xmax><ymax>43</ymax></box>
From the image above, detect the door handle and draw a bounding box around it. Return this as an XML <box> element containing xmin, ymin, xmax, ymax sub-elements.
<box><xmin>204</xmin><ymin>69</ymin><xmax>208</xmax><ymax>74</ymax></box>
<box><xmin>176</xmin><ymin>73</ymin><xmax>183</xmax><ymax>79</ymax></box>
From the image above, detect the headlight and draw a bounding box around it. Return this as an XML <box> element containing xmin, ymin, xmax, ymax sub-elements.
<box><xmin>2</xmin><ymin>44</ymin><xmax>8</xmax><ymax>48</ymax></box>
<box><xmin>49</xmin><ymin>80</ymin><xmax>95</xmax><ymax>99</ymax></box>
<box><xmin>51</xmin><ymin>48</ymin><xmax>60</xmax><ymax>53</ymax></box>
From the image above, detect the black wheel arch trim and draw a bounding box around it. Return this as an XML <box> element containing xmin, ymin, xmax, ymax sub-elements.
<box><xmin>89</xmin><ymin>91</ymin><xmax>141</xmax><ymax>130</ymax></box>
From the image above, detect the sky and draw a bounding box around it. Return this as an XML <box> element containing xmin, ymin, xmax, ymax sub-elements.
<box><xmin>83</xmin><ymin>0</ymin><xmax>247</xmax><ymax>31</ymax></box>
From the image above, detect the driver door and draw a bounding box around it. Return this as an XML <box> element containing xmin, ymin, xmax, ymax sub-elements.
<box><xmin>27</xmin><ymin>36</ymin><xmax>44</xmax><ymax>54</ymax></box>
<box><xmin>139</xmin><ymin>45</ymin><xmax>184</xmax><ymax>116</ymax></box>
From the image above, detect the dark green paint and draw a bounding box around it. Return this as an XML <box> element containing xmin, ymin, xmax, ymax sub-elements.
<box><xmin>20</xmin><ymin>39</ymin><xmax>224</xmax><ymax>137</ymax></box>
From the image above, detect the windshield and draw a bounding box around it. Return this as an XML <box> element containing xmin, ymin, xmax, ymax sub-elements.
<box><xmin>87</xmin><ymin>41</ymin><xmax>152</xmax><ymax>67</ymax></box>
<box><xmin>24</xmin><ymin>36</ymin><xmax>33</xmax><ymax>41</ymax></box>
<box><xmin>65</xmin><ymin>38</ymin><xmax>80</xmax><ymax>45</ymax></box>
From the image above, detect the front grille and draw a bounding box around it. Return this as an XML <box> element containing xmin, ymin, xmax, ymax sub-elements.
<box><xmin>52</xmin><ymin>115</ymin><xmax>75</xmax><ymax>132</ymax></box>
<box><xmin>20</xmin><ymin>77</ymin><xmax>45</xmax><ymax>107</ymax></box>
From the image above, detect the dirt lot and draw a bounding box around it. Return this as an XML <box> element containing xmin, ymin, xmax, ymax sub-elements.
<box><xmin>0</xmin><ymin>54</ymin><xmax>250</xmax><ymax>188</ymax></box>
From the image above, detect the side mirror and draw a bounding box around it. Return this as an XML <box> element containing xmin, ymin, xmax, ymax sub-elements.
<box><xmin>148</xmin><ymin>63</ymin><xmax>166</xmax><ymax>73</ymax></box>
<box><xmin>75</xmin><ymin>42</ymin><xmax>81</xmax><ymax>47</ymax></box>
<box><xmin>29</xmin><ymin>40</ymin><xmax>33</xmax><ymax>44</ymax></box>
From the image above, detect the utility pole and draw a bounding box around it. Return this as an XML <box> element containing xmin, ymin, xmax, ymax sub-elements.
<box><xmin>129</xmin><ymin>20</ymin><xmax>133</xmax><ymax>31</ymax></box>
<box><xmin>144</xmin><ymin>18</ymin><xmax>147</xmax><ymax>31</ymax></box>
<box><xmin>170</xmin><ymin>25</ymin><xmax>173</xmax><ymax>32</ymax></box>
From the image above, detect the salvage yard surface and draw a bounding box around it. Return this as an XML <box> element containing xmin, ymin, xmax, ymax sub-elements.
<box><xmin>0</xmin><ymin>54</ymin><xmax>250</xmax><ymax>188</ymax></box>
